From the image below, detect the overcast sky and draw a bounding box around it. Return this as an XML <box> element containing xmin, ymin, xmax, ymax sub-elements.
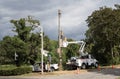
<box><xmin>0</xmin><ymin>0</ymin><xmax>120</xmax><ymax>40</ymax></box>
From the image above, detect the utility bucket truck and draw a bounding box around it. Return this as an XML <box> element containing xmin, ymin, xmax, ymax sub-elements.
<box><xmin>63</xmin><ymin>40</ymin><xmax>98</xmax><ymax>69</ymax></box>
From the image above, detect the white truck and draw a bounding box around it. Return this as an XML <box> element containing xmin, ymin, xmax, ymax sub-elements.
<box><xmin>50</xmin><ymin>64</ymin><xmax>59</xmax><ymax>71</ymax></box>
<box><xmin>32</xmin><ymin>63</ymin><xmax>59</xmax><ymax>72</ymax></box>
<box><xmin>75</xmin><ymin>54</ymin><xmax>98</xmax><ymax>69</ymax></box>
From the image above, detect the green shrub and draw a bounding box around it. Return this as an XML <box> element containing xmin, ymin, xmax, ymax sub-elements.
<box><xmin>0</xmin><ymin>65</ymin><xmax>16</xmax><ymax>70</ymax></box>
<box><xmin>113</xmin><ymin>57</ymin><xmax>120</xmax><ymax>65</ymax></box>
<box><xmin>0</xmin><ymin>65</ymin><xmax>32</xmax><ymax>76</ymax></box>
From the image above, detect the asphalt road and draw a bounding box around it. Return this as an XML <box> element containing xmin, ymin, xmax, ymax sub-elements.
<box><xmin>0</xmin><ymin>68</ymin><xmax>120</xmax><ymax>79</ymax></box>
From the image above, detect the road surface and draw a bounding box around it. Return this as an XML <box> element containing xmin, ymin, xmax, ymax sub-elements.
<box><xmin>0</xmin><ymin>68</ymin><xmax>120</xmax><ymax>79</ymax></box>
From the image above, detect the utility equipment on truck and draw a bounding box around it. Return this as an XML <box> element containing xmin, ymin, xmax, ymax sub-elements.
<box><xmin>63</xmin><ymin>40</ymin><xmax>98</xmax><ymax>69</ymax></box>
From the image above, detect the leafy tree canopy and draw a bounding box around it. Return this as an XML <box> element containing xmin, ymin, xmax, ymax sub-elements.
<box><xmin>86</xmin><ymin>4</ymin><xmax>120</xmax><ymax>64</ymax></box>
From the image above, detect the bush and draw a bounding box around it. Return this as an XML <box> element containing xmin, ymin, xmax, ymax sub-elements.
<box><xmin>113</xmin><ymin>57</ymin><xmax>120</xmax><ymax>65</ymax></box>
<box><xmin>0</xmin><ymin>65</ymin><xmax>32</xmax><ymax>76</ymax></box>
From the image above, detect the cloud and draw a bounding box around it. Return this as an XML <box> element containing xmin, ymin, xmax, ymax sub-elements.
<box><xmin>0</xmin><ymin>0</ymin><xmax>119</xmax><ymax>40</ymax></box>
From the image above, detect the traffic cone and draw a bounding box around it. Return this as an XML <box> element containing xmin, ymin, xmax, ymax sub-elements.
<box><xmin>75</xmin><ymin>67</ymin><xmax>79</xmax><ymax>74</ymax></box>
<box><xmin>98</xmin><ymin>65</ymin><xmax>100</xmax><ymax>71</ymax></box>
<box><xmin>112</xmin><ymin>65</ymin><xmax>114</xmax><ymax>69</ymax></box>
<box><xmin>76</xmin><ymin>67</ymin><xmax>80</xmax><ymax>74</ymax></box>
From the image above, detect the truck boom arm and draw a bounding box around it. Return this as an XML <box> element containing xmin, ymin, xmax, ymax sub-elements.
<box><xmin>62</xmin><ymin>41</ymin><xmax>86</xmax><ymax>56</ymax></box>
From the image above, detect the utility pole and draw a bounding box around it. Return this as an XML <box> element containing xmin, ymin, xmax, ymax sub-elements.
<box><xmin>40</xmin><ymin>26</ymin><xmax>44</xmax><ymax>74</ymax></box>
<box><xmin>58</xmin><ymin>9</ymin><xmax>62</xmax><ymax>70</ymax></box>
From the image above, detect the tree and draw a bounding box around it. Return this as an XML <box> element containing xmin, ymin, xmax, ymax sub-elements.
<box><xmin>10</xmin><ymin>16</ymin><xmax>40</xmax><ymax>42</ymax></box>
<box><xmin>48</xmin><ymin>40</ymin><xmax>59</xmax><ymax>64</ymax></box>
<box><xmin>10</xmin><ymin>16</ymin><xmax>41</xmax><ymax>65</ymax></box>
<box><xmin>28</xmin><ymin>33</ymin><xmax>41</xmax><ymax>65</ymax></box>
<box><xmin>0</xmin><ymin>36</ymin><xmax>27</xmax><ymax>66</ymax></box>
<box><xmin>86</xmin><ymin>5</ymin><xmax>120</xmax><ymax>64</ymax></box>
<box><xmin>44</xmin><ymin>35</ymin><xmax>50</xmax><ymax>50</ymax></box>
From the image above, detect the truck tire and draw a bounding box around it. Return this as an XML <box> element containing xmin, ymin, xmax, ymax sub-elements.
<box><xmin>94</xmin><ymin>63</ymin><xmax>98</xmax><ymax>68</ymax></box>
<box><xmin>50</xmin><ymin>67</ymin><xmax>55</xmax><ymax>72</ymax></box>
<box><xmin>81</xmin><ymin>63</ymin><xmax>86</xmax><ymax>69</ymax></box>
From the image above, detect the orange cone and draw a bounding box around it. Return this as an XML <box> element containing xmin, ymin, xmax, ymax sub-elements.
<box><xmin>98</xmin><ymin>65</ymin><xmax>100</xmax><ymax>71</ymax></box>
<box><xmin>112</xmin><ymin>65</ymin><xmax>114</xmax><ymax>69</ymax></box>
<box><xmin>76</xmin><ymin>67</ymin><xmax>80</xmax><ymax>74</ymax></box>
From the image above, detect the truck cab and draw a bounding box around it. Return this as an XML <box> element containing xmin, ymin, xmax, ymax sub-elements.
<box><xmin>76</xmin><ymin>54</ymin><xmax>98</xmax><ymax>69</ymax></box>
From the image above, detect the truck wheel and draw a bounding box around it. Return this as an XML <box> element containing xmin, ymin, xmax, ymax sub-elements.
<box><xmin>81</xmin><ymin>64</ymin><xmax>86</xmax><ymax>69</ymax></box>
<box><xmin>50</xmin><ymin>67</ymin><xmax>55</xmax><ymax>72</ymax></box>
<box><xmin>94</xmin><ymin>63</ymin><xmax>98</xmax><ymax>68</ymax></box>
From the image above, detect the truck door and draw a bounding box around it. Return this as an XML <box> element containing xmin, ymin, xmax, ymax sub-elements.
<box><xmin>88</xmin><ymin>55</ymin><xmax>94</xmax><ymax>66</ymax></box>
